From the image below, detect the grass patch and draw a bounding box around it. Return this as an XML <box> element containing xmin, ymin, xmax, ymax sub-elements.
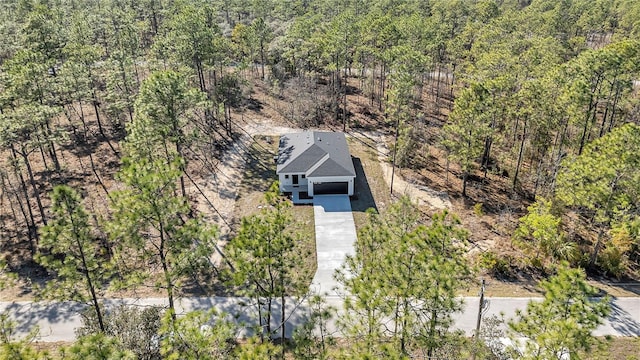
<box><xmin>348</xmin><ymin>137</ymin><xmax>393</xmax><ymax>231</ymax></box>
<box><xmin>581</xmin><ymin>337</ymin><xmax>640</xmax><ymax>360</ymax></box>
<box><xmin>233</xmin><ymin>135</ymin><xmax>279</xmax><ymax>220</ymax></box>
<box><xmin>231</xmin><ymin>135</ymin><xmax>317</xmax><ymax>287</ymax></box>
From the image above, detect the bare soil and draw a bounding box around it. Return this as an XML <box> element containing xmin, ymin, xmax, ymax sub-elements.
<box><xmin>229</xmin><ymin>135</ymin><xmax>317</xmax><ymax>288</ymax></box>
<box><xmin>1</xmin><ymin>72</ymin><xmax>638</xmax><ymax>302</ymax></box>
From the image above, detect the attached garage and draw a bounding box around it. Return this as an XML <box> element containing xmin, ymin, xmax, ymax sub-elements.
<box><xmin>313</xmin><ymin>181</ymin><xmax>349</xmax><ymax>195</ymax></box>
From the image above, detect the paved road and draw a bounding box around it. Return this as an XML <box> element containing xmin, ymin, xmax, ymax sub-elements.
<box><xmin>310</xmin><ymin>195</ymin><xmax>358</xmax><ymax>296</ymax></box>
<box><xmin>1</xmin><ymin>296</ymin><xmax>639</xmax><ymax>342</ymax></box>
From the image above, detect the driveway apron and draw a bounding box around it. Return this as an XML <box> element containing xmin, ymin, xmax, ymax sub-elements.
<box><xmin>311</xmin><ymin>195</ymin><xmax>357</xmax><ymax>296</ymax></box>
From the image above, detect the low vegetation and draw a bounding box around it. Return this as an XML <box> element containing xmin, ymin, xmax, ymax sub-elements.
<box><xmin>0</xmin><ymin>0</ymin><xmax>639</xmax><ymax>359</ymax></box>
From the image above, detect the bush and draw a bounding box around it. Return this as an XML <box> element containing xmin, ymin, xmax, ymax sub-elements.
<box><xmin>77</xmin><ymin>305</ymin><xmax>162</xmax><ymax>360</ymax></box>
<box><xmin>479</xmin><ymin>251</ymin><xmax>513</xmax><ymax>277</ymax></box>
<box><xmin>473</xmin><ymin>203</ymin><xmax>484</xmax><ymax>217</ymax></box>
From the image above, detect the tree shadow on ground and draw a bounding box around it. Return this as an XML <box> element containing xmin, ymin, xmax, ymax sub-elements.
<box><xmin>350</xmin><ymin>157</ymin><xmax>377</xmax><ymax>213</ymax></box>
<box><xmin>186</xmin><ymin>296</ymin><xmax>309</xmax><ymax>339</ymax></box>
<box><xmin>608</xmin><ymin>299</ymin><xmax>640</xmax><ymax>336</ymax></box>
<box><xmin>0</xmin><ymin>300</ymin><xmax>85</xmax><ymax>337</ymax></box>
<box><xmin>238</xmin><ymin>137</ymin><xmax>277</xmax><ymax>195</ymax></box>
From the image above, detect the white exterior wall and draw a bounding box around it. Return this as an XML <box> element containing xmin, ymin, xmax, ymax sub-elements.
<box><xmin>278</xmin><ymin>173</ymin><xmax>309</xmax><ymax>192</ymax></box>
<box><xmin>308</xmin><ymin>176</ymin><xmax>355</xmax><ymax>196</ymax></box>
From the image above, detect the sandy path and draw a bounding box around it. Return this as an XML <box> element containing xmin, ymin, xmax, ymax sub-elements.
<box><xmin>188</xmin><ymin>121</ymin><xmax>449</xmax><ymax>265</ymax></box>
<box><xmin>357</xmin><ymin>132</ymin><xmax>452</xmax><ymax>210</ymax></box>
<box><xmin>186</xmin><ymin>119</ymin><xmax>301</xmax><ymax>265</ymax></box>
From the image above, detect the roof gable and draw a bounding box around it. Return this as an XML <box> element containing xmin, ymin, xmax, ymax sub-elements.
<box><xmin>308</xmin><ymin>157</ymin><xmax>351</xmax><ymax>177</ymax></box>
<box><xmin>278</xmin><ymin>143</ymin><xmax>326</xmax><ymax>174</ymax></box>
<box><xmin>276</xmin><ymin>131</ymin><xmax>355</xmax><ymax>177</ymax></box>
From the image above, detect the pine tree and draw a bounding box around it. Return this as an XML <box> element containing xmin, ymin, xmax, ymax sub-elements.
<box><xmin>159</xmin><ymin>309</ymin><xmax>237</xmax><ymax>360</ymax></box>
<box><xmin>108</xmin><ymin>156</ymin><xmax>218</xmax><ymax>321</ymax></box>
<box><xmin>442</xmin><ymin>83</ymin><xmax>492</xmax><ymax>196</ymax></box>
<box><xmin>508</xmin><ymin>264</ymin><xmax>610</xmax><ymax>360</ymax></box>
<box><xmin>226</xmin><ymin>182</ymin><xmax>310</xmax><ymax>343</ymax></box>
<box><xmin>59</xmin><ymin>334</ymin><xmax>135</xmax><ymax>360</ymax></box>
<box><xmin>556</xmin><ymin>123</ymin><xmax>640</xmax><ymax>267</ymax></box>
<box><xmin>337</xmin><ymin>196</ymin><xmax>472</xmax><ymax>357</ymax></box>
<box><xmin>36</xmin><ymin>185</ymin><xmax>111</xmax><ymax>333</ymax></box>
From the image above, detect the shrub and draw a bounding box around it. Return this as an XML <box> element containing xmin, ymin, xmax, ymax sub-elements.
<box><xmin>473</xmin><ymin>203</ymin><xmax>484</xmax><ymax>217</ymax></box>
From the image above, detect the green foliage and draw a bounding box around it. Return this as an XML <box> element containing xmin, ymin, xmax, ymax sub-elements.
<box><xmin>386</xmin><ymin>54</ymin><xmax>422</xmax><ymax>168</ymax></box>
<box><xmin>556</xmin><ymin>123</ymin><xmax>640</xmax><ymax>268</ymax></box>
<box><xmin>109</xmin><ymin>156</ymin><xmax>218</xmax><ymax>315</ymax></box>
<box><xmin>292</xmin><ymin>295</ymin><xmax>336</xmax><ymax>360</ymax></box>
<box><xmin>337</xmin><ymin>196</ymin><xmax>472</xmax><ymax>357</ymax></box>
<box><xmin>76</xmin><ymin>305</ymin><xmax>162</xmax><ymax>360</ymax></box>
<box><xmin>473</xmin><ymin>203</ymin><xmax>484</xmax><ymax>217</ymax></box>
<box><xmin>234</xmin><ymin>337</ymin><xmax>280</xmax><ymax>360</ymax></box>
<box><xmin>159</xmin><ymin>309</ymin><xmax>237</xmax><ymax>360</ymax></box>
<box><xmin>225</xmin><ymin>182</ymin><xmax>310</xmax><ymax>339</ymax></box>
<box><xmin>478</xmin><ymin>251</ymin><xmax>514</xmax><ymax>277</ymax></box>
<box><xmin>0</xmin><ymin>313</ymin><xmax>49</xmax><ymax>360</ymax></box>
<box><xmin>508</xmin><ymin>264</ymin><xmax>611</xmax><ymax>360</ymax></box>
<box><xmin>36</xmin><ymin>185</ymin><xmax>111</xmax><ymax>331</ymax></box>
<box><xmin>153</xmin><ymin>2</ymin><xmax>226</xmax><ymax>80</ymax></box>
<box><xmin>59</xmin><ymin>333</ymin><xmax>135</xmax><ymax>360</ymax></box>
<box><xmin>599</xmin><ymin>218</ymin><xmax>640</xmax><ymax>278</ymax></box>
<box><xmin>556</xmin><ymin>105</ymin><xmax>640</xmax><ymax>227</ymax></box>
<box><xmin>472</xmin><ymin>314</ymin><xmax>509</xmax><ymax>360</ymax></box>
<box><xmin>2</xmin><ymin>2</ymin><xmax>640</xmax><ymax>357</ymax></box>
<box><xmin>127</xmin><ymin>70</ymin><xmax>207</xmax><ymax>162</ymax></box>
<box><xmin>442</xmin><ymin>82</ymin><xmax>493</xmax><ymax>196</ymax></box>
<box><xmin>514</xmin><ymin>198</ymin><xmax>576</xmax><ymax>268</ymax></box>
<box><xmin>0</xmin><ymin>259</ymin><xmax>15</xmax><ymax>292</ymax></box>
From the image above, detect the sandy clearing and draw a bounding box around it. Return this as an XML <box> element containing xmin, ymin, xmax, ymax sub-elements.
<box><xmin>185</xmin><ymin>119</ymin><xmax>302</xmax><ymax>265</ymax></box>
<box><xmin>188</xmin><ymin>120</ymin><xmax>449</xmax><ymax>266</ymax></box>
<box><xmin>349</xmin><ymin>131</ymin><xmax>452</xmax><ymax>210</ymax></box>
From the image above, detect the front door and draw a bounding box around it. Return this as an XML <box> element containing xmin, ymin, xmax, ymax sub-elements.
<box><xmin>292</xmin><ymin>174</ymin><xmax>299</xmax><ymax>186</ymax></box>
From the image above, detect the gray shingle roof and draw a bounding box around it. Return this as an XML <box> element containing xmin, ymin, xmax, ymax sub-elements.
<box><xmin>277</xmin><ymin>132</ymin><xmax>356</xmax><ymax>177</ymax></box>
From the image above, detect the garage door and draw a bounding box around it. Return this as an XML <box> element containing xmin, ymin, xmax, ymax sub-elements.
<box><xmin>313</xmin><ymin>182</ymin><xmax>348</xmax><ymax>195</ymax></box>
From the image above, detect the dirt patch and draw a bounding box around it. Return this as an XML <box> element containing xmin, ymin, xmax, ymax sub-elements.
<box><xmin>227</xmin><ymin>135</ymin><xmax>317</xmax><ymax>289</ymax></box>
<box><xmin>583</xmin><ymin>337</ymin><xmax>640</xmax><ymax>360</ymax></box>
<box><xmin>370</xmin><ymin>132</ymin><xmax>452</xmax><ymax>210</ymax></box>
<box><xmin>1</xmin><ymin>71</ymin><xmax>638</xmax><ymax>302</ymax></box>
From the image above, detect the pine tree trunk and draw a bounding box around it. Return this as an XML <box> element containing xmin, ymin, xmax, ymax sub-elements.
<box><xmin>5</xmin><ymin>169</ymin><xmax>35</xmax><ymax>253</ymax></box>
<box><xmin>75</xmin><ymin>234</ymin><xmax>106</xmax><ymax>332</ymax></box>
<box><xmin>18</xmin><ymin>148</ymin><xmax>47</xmax><ymax>226</ymax></box>
<box><xmin>44</xmin><ymin>122</ymin><xmax>61</xmax><ymax>172</ymax></box>
<box><xmin>513</xmin><ymin>120</ymin><xmax>527</xmax><ymax>191</ymax></box>
<box><xmin>260</xmin><ymin>40</ymin><xmax>265</xmax><ymax>80</ymax></box>
<box><xmin>256</xmin><ymin>291</ymin><xmax>264</xmax><ymax>342</ymax></box>
<box><xmin>462</xmin><ymin>171</ymin><xmax>468</xmax><ymax>197</ymax></box>
<box><xmin>607</xmin><ymin>85</ymin><xmax>621</xmax><ymax>133</ymax></box>
<box><xmin>92</xmin><ymin>90</ymin><xmax>106</xmax><ymax>139</ymax></box>
<box><xmin>590</xmin><ymin>227</ymin><xmax>605</xmax><ymax>267</ymax></box>
<box><xmin>159</xmin><ymin>223</ymin><xmax>176</xmax><ymax>322</ymax></box>
<box><xmin>578</xmin><ymin>103</ymin><xmax>592</xmax><ymax>156</ymax></box>
<box><xmin>281</xmin><ymin>294</ymin><xmax>286</xmax><ymax>356</ymax></box>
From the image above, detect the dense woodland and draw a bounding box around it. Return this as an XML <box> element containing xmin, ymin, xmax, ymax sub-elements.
<box><xmin>0</xmin><ymin>0</ymin><xmax>639</xmax><ymax>358</ymax></box>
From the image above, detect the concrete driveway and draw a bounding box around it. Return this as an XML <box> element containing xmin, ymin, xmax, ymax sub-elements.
<box><xmin>311</xmin><ymin>195</ymin><xmax>357</xmax><ymax>296</ymax></box>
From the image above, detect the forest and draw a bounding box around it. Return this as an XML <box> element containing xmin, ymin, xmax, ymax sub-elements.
<box><xmin>0</xmin><ymin>0</ymin><xmax>639</xmax><ymax>358</ymax></box>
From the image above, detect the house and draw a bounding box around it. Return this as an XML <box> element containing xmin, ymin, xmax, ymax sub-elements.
<box><xmin>276</xmin><ymin>131</ymin><xmax>356</xmax><ymax>201</ymax></box>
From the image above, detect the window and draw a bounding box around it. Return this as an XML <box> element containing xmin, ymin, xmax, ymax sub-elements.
<box><xmin>301</xmin><ymin>174</ymin><xmax>306</xmax><ymax>179</ymax></box>
<box><xmin>285</xmin><ymin>175</ymin><xmax>289</xmax><ymax>179</ymax></box>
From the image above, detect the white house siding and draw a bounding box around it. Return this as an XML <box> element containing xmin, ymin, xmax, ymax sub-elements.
<box><xmin>307</xmin><ymin>176</ymin><xmax>354</xmax><ymax>196</ymax></box>
<box><xmin>279</xmin><ymin>173</ymin><xmax>309</xmax><ymax>192</ymax></box>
